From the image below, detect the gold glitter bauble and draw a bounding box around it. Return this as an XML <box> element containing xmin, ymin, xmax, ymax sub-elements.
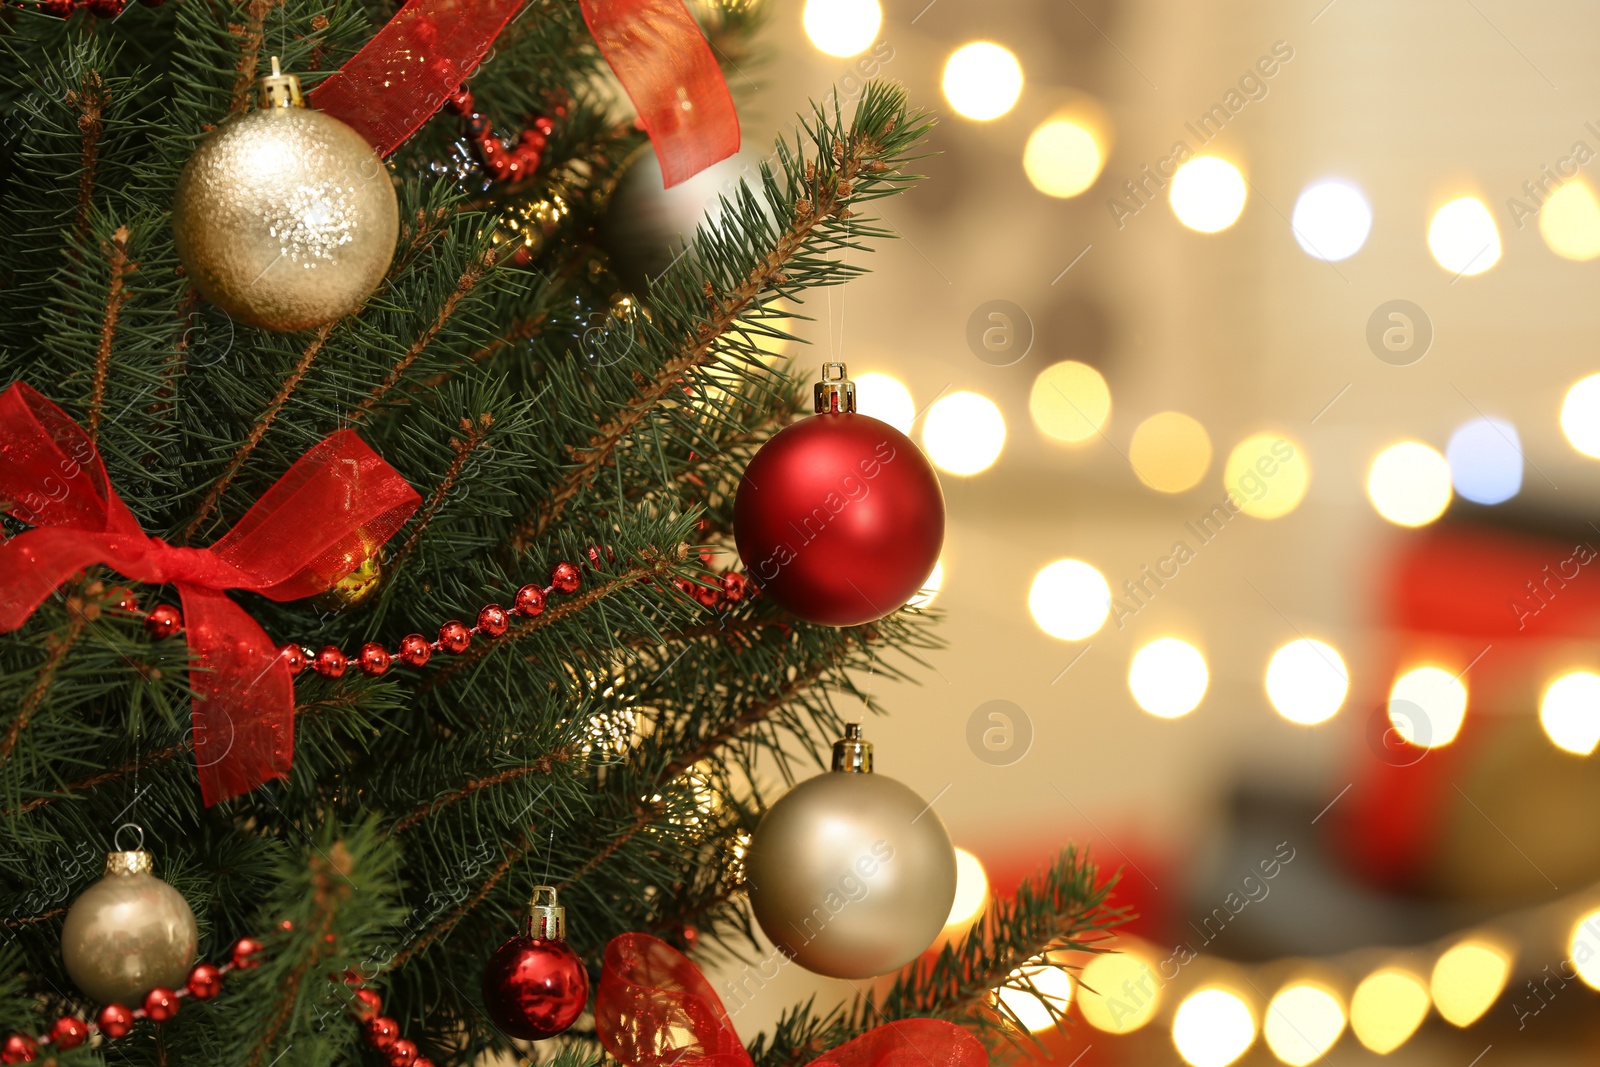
<box><xmin>311</xmin><ymin>552</ymin><xmax>384</xmax><ymax>613</ymax></box>
<box><xmin>172</xmin><ymin>62</ymin><xmax>398</xmax><ymax>332</ymax></box>
<box><xmin>61</xmin><ymin>849</ymin><xmax>198</xmax><ymax>1004</ymax></box>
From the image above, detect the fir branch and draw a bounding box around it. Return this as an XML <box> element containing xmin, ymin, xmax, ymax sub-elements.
<box><xmin>0</xmin><ymin>608</ymin><xmax>88</xmax><ymax>769</ymax></box>
<box><xmin>0</xmin><ymin>908</ymin><xmax>64</xmax><ymax>930</ymax></box>
<box><xmin>183</xmin><ymin>321</ymin><xmax>336</xmax><ymax>541</ymax></box>
<box><xmin>387</xmin><ymin>746</ymin><xmax>574</xmax><ymax>836</ymax></box>
<box><xmin>2</xmin><ymin>740</ymin><xmax>187</xmax><ymax>818</ymax></box>
<box><xmin>384</xmin><ymin>414</ymin><xmax>494</xmax><ymax>576</ymax></box>
<box><xmin>65</xmin><ymin>69</ymin><xmax>108</xmax><ymax>242</ymax></box>
<box><xmin>389</xmin><ymin>833</ymin><xmax>526</xmax><ymax>968</ymax></box>
<box><xmin>88</xmin><ymin>225</ymin><xmax>135</xmax><ymax>443</ymax></box>
<box><xmin>228</xmin><ymin>0</ymin><xmax>287</xmax><ymax>116</ymax></box>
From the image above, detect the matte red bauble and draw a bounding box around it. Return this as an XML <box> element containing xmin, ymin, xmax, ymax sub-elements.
<box><xmin>735</xmin><ymin>363</ymin><xmax>944</xmax><ymax>626</ymax></box>
<box><xmin>482</xmin><ymin>887</ymin><xmax>588</xmax><ymax>1041</ymax></box>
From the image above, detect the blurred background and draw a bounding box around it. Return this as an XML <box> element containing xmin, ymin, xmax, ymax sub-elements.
<box><xmin>659</xmin><ymin>0</ymin><xmax>1600</xmax><ymax>1064</ymax></box>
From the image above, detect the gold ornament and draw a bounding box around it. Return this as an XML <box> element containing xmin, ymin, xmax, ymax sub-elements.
<box><xmin>744</xmin><ymin>725</ymin><xmax>957</xmax><ymax>978</ymax></box>
<box><xmin>61</xmin><ymin>839</ymin><xmax>198</xmax><ymax>1004</ymax></box>
<box><xmin>311</xmin><ymin>552</ymin><xmax>384</xmax><ymax>613</ymax></box>
<box><xmin>172</xmin><ymin>58</ymin><xmax>399</xmax><ymax>332</ymax></box>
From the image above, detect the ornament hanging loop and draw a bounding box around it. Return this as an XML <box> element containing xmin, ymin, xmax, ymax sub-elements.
<box><xmin>523</xmin><ymin>885</ymin><xmax>566</xmax><ymax>940</ymax></box>
<box><xmin>814</xmin><ymin>362</ymin><xmax>856</xmax><ymax>414</ymax></box>
<box><xmin>112</xmin><ymin>822</ymin><xmax>146</xmax><ymax>854</ymax></box>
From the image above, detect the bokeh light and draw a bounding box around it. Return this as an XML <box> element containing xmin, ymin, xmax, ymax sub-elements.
<box><xmin>1078</xmin><ymin>946</ymin><xmax>1161</xmax><ymax>1033</ymax></box>
<box><xmin>1539</xmin><ymin>179</ymin><xmax>1600</xmax><ymax>261</ymax></box>
<box><xmin>1389</xmin><ymin>666</ymin><xmax>1469</xmax><ymax>748</ymax></box>
<box><xmin>1129</xmin><ymin>411</ymin><xmax>1212</xmax><ymax>493</ymax></box>
<box><xmin>1540</xmin><ymin>671</ymin><xmax>1600</xmax><ymax>755</ymax></box>
<box><xmin>907</xmin><ymin>558</ymin><xmax>944</xmax><ymax>610</ymax></box>
<box><xmin>1430</xmin><ymin>941</ymin><xmax>1509</xmax><ymax>1027</ymax></box>
<box><xmin>945</xmin><ymin>847</ymin><xmax>988</xmax><ymax>928</ymax></box>
<box><xmin>1023</xmin><ymin>119</ymin><xmax>1104</xmax><ymax>198</ymax></box>
<box><xmin>997</xmin><ymin>964</ymin><xmax>1073</xmax><ymax>1033</ymax></box>
<box><xmin>1291</xmin><ymin>179</ymin><xmax>1372</xmax><ymax>261</ymax></box>
<box><xmin>1366</xmin><ymin>441</ymin><xmax>1452</xmax><ymax>526</ymax></box>
<box><xmin>942</xmin><ymin>42</ymin><xmax>1023</xmax><ymax>121</ymax></box>
<box><xmin>1223</xmin><ymin>433</ymin><xmax>1310</xmax><ymax>519</ymax></box>
<box><xmin>1427</xmin><ymin>197</ymin><xmax>1501</xmax><ymax>276</ymax></box>
<box><xmin>1030</xmin><ymin>361</ymin><xmax>1111</xmax><ymax>444</ymax></box>
<box><xmin>1560</xmin><ymin>373</ymin><xmax>1600</xmax><ymax>458</ymax></box>
<box><xmin>1263</xmin><ymin>983</ymin><xmax>1346</xmax><ymax>1067</ymax></box>
<box><xmin>854</xmin><ymin>372</ymin><xmax>915</xmax><ymax>434</ymax></box>
<box><xmin>1170</xmin><ymin>157</ymin><xmax>1248</xmax><ymax>233</ymax></box>
<box><xmin>1129</xmin><ymin>637</ymin><xmax>1209</xmax><ymax>719</ymax></box>
<box><xmin>1571</xmin><ymin>910</ymin><xmax>1600</xmax><ymax>990</ymax></box>
<box><xmin>801</xmin><ymin>0</ymin><xmax>882</xmax><ymax>56</ymax></box>
<box><xmin>923</xmin><ymin>391</ymin><xmax>1005</xmax><ymax>475</ymax></box>
<box><xmin>1446</xmin><ymin>417</ymin><xmax>1523</xmax><ymax>505</ymax></box>
<box><xmin>1265</xmin><ymin>638</ymin><xmax>1349</xmax><ymax>726</ymax></box>
<box><xmin>1172</xmin><ymin>988</ymin><xmax>1255</xmax><ymax>1067</ymax></box>
<box><xmin>1349</xmin><ymin>969</ymin><xmax>1430</xmax><ymax>1054</ymax></box>
<box><xmin>1028</xmin><ymin>559</ymin><xmax>1111</xmax><ymax>640</ymax></box>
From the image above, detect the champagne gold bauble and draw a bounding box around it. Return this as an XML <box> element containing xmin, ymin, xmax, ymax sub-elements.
<box><xmin>61</xmin><ymin>847</ymin><xmax>199</xmax><ymax>1004</ymax></box>
<box><xmin>744</xmin><ymin>725</ymin><xmax>957</xmax><ymax>979</ymax></box>
<box><xmin>172</xmin><ymin>58</ymin><xmax>398</xmax><ymax>332</ymax></box>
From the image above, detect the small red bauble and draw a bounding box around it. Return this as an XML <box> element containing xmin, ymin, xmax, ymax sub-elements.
<box><xmin>144</xmin><ymin>603</ymin><xmax>183</xmax><ymax>638</ymax></box>
<box><xmin>39</xmin><ymin>0</ymin><xmax>78</xmax><ymax>17</ymax></box>
<box><xmin>415</xmin><ymin>1060</ymin><xmax>436</xmax><ymax>1067</ymax></box>
<box><xmin>84</xmin><ymin>0</ymin><xmax>122</xmax><ymax>15</ymax></box>
<box><xmin>482</xmin><ymin>888</ymin><xmax>588</xmax><ymax>1041</ymax></box>
<box><xmin>513</xmin><ymin>584</ymin><xmax>546</xmax><ymax>617</ymax></box>
<box><xmin>143</xmin><ymin>986</ymin><xmax>179</xmax><ymax>1021</ymax></box>
<box><xmin>734</xmin><ymin>364</ymin><xmax>943</xmax><ymax>627</ymax></box>
<box><xmin>693</xmin><ymin>583</ymin><xmax>719</xmax><ymax>608</ymax></box>
<box><xmin>314</xmin><ymin>645</ymin><xmax>347</xmax><ymax>678</ymax></box>
<box><xmin>49</xmin><ymin>1016</ymin><xmax>86</xmax><ymax>1049</ymax></box>
<box><xmin>476</xmin><ymin>604</ymin><xmax>509</xmax><ymax>637</ymax></box>
<box><xmin>96</xmin><ymin>1003</ymin><xmax>134</xmax><ymax>1039</ymax></box>
<box><xmin>187</xmin><ymin>962</ymin><xmax>223</xmax><ymax>999</ymax></box>
<box><xmin>232</xmin><ymin>937</ymin><xmax>263</xmax><ymax>969</ymax></box>
<box><xmin>282</xmin><ymin>643</ymin><xmax>309</xmax><ymax>675</ymax></box>
<box><xmin>398</xmin><ymin>633</ymin><xmax>432</xmax><ymax>666</ymax></box>
<box><xmin>358</xmin><ymin>642</ymin><xmax>392</xmax><ymax>675</ymax></box>
<box><xmin>352</xmin><ymin>986</ymin><xmax>383</xmax><ymax>1020</ymax></box>
<box><xmin>365</xmin><ymin>1016</ymin><xmax>400</xmax><ymax>1050</ymax></box>
<box><xmin>0</xmin><ymin>1035</ymin><xmax>36</xmax><ymax>1064</ymax></box>
<box><xmin>438</xmin><ymin>621</ymin><xmax>471</xmax><ymax>654</ymax></box>
<box><xmin>387</xmin><ymin>1039</ymin><xmax>420</xmax><ymax>1065</ymax></box>
<box><xmin>550</xmin><ymin>561</ymin><xmax>581</xmax><ymax>594</ymax></box>
<box><xmin>113</xmin><ymin>588</ymin><xmax>139</xmax><ymax>613</ymax></box>
<box><xmin>721</xmin><ymin>572</ymin><xmax>748</xmax><ymax>602</ymax></box>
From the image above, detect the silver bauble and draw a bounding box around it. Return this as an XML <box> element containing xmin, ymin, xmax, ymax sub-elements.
<box><xmin>745</xmin><ymin>726</ymin><xmax>957</xmax><ymax>979</ymax></box>
<box><xmin>172</xmin><ymin>59</ymin><xmax>398</xmax><ymax>332</ymax></box>
<box><xmin>61</xmin><ymin>848</ymin><xmax>198</xmax><ymax>1004</ymax></box>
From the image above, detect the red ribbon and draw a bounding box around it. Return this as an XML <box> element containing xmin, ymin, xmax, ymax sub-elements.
<box><xmin>0</xmin><ymin>383</ymin><xmax>420</xmax><ymax>806</ymax></box>
<box><xmin>596</xmin><ymin>934</ymin><xmax>988</xmax><ymax>1067</ymax></box>
<box><xmin>308</xmin><ymin>0</ymin><xmax>739</xmax><ymax>187</ymax></box>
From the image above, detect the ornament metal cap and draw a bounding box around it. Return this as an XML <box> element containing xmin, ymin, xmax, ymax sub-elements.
<box><xmin>814</xmin><ymin>362</ymin><xmax>856</xmax><ymax>414</ymax></box>
<box><xmin>104</xmin><ymin>850</ymin><xmax>154</xmax><ymax>877</ymax></box>
<box><xmin>831</xmin><ymin>723</ymin><xmax>873</xmax><ymax>773</ymax></box>
<box><xmin>521</xmin><ymin>885</ymin><xmax>567</xmax><ymax>940</ymax></box>
<box><xmin>257</xmin><ymin>56</ymin><xmax>305</xmax><ymax>110</ymax></box>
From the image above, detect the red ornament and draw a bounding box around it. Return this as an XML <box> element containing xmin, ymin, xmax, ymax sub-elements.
<box><xmin>144</xmin><ymin>603</ymin><xmax>183</xmax><ymax>639</ymax></box>
<box><xmin>482</xmin><ymin>887</ymin><xmax>588</xmax><ymax>1041</ymax></box>
<box><xmin>282</xmin><ymin>643</ymin><xmax>310</xmax><ymax>675</ymax></box>
<box><xmin>84</xmin><ymin>0</ymin><xmax>122</xmax><ymax>15</ymax></box>
<box><xmin>96</xmin><ymin>1003</ymin><xmax>134</xmax><ymax>1039</ymax></box>
<box><xmin>398</xmin><ymin>633</ymin><xmax>432</xmax><ymax>666</ymax></box>
<box><xmin>38</xmin><ymin>0</ymin><xmax>78</xmax><ymax>17</ymax></box>
<box><xmin>113</xmin><ymin>588</ymin><xmax>138</xmax><ymax>613</ymax></box>
<box><xmin>353</xmin><ymin>986</ymin><xmax>384</xmax><ymax>1020</ymax></box>
<box><xmin>720</xmin><ymin>572</ymin><xmax>747</xmax><ymax>602</ymax></box>
<box><xmin>49</xmin><ymin>1016</ymin><xmax>86</xmax><ymax>1049</ymax></box>
<box><xmin>387</xmin><ymin>1039</ymin><xmax>420</xmax><ymax>1065</ymax></box>
<box><xmin>476</xmin><ymin>603</ymin><xmax>510</xmax><ymax>637</ymax></box>
<box><xmin>365</xmin><ymin>1016</ymin><xmax>400</xmax><ymax>1050</ymax></box>
<box><xmin>232</xmin><ymin>937</ymin><xmax>263</xmax><ymax>969</ymax></box>
<box><xmin>550</xmin><ymin>561</ymin><xmax>581</xmax><ymax>594</ymax></box>
<box><xmin>734</xmin><ymin>364</ymin><xmax>943</xmax><ymax>627</ymax></box>
<box><xmin>513</xmin><ymin>584</ymin><xmax>546</xmax><ymax>617</ymax></box>
<box><xmin>358</xmin><ymin>642</ymin><xmax>392</xmax><ymax>675</ymax></box>
<box><xmin>187</xmin><ymin>962</ymin><xmax>224</xmax><ymax>999</ymax></box>
<box><xmin>437</xmin><ymin>621</ymin><xmax>471</xmax><ymax>654</ymax></box>
<box><xmin>0</xmin><ymin>1035</ymin><xmax>35</xmax><ymax>1064</ymax></box>
<box><xmin>143</xmin><ymin>986</ymin><xmax>179</xmax><ymax>1021</ymax></box>
<box><xmin>314</xmin><ymin>645</ymin><xmax>348</xmax><ymax>678</ymax></box>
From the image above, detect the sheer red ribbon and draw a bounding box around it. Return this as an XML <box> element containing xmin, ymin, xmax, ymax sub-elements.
<box><xmin>307</xmin><ymin>0</ymin><xmax>739</xmax><ymax>187</ymax></box>
<box><xmin>0</xmin><ymin>382</ymin><xmax>420</xmax><ymax>806</ymax></box>
<box><xmin>596</xmin><ymin>934</ymin><xmax>989</xmax><ymax>1067</ymax></box>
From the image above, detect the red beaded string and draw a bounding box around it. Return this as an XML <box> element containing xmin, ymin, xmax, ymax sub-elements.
<box><xmin>443</xmin><ymin>85</ymin><xmax>555</xmax><ymax>187</ymax></box>
<box><xmin>346</xmin><ymin>973</ymin><xmax>434</xmax><ymax>1067</ymax></box>
<box><xmin>0</xmin><ymin>938</ymin><xmax>260</xmax><ymax>1061</ymax></box>
<box><xmin>13</xmin><ymin>0</ymin><xmax>163</xmax><ymax>19</ymax></box>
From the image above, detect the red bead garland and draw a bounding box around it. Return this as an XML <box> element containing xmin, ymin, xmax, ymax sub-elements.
<box><xmin>443</xmin><ymin>86</ymin><xmax>554</xmax><ymax>185</ymax></box>
<box><xmin>0</xmin><ymin>1035</ymin><xmax>36</xmax><ymax>1064</ymax></box>
<box><xmin>95</xmin><ymin>1003</ymin><xmax>133</xmax><ymax>1039</ymax></box>
<box><xmin>144</xmin><ymin>603</ymin><xmax>182</xmax><ymax>639</ymax></box>
<box><xmin>314</xmin><ymin>645</ymin><xmax>348</xmax><ymax>678</ymax></box>
<box><xmin>142</xmin><ymin>987</ymin><xmax>179</xmax><ymax>1022</ymax></box>
<box><xmin>187</xmin><ymin>962</ymin><xmax>224</xmax><ymax>1000</ymax></box>
<box><xmin>365</xmin><ymin>1016</ymin><xmax>400</xmax><ymax>1050</ymax></box>
<box><xmin>48</xmin><ymin>1016</ymin><xmax>85</xmax><ymax>1049</ymax></box>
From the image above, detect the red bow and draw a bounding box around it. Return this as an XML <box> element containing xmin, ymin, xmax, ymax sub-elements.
<box><xmin>0</xmin><ymin>383</ymin><xmax>420</xmax><ymax>806</ymax></box>
<box><xmin>308</xmin><ymin>0</ymin><xmax>739</xmax><ymax>187</ymax></box>
<box><xmin>596</xmin><ymin>934</ymin><xmax>989</xmax><ymax>1067</ymax></box>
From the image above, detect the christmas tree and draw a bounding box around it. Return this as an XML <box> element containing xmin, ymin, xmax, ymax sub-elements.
<box><xmin>0</xmin><ymin>1</ymin><xmax>1119</xmax><ymax>1063</ymax></box>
